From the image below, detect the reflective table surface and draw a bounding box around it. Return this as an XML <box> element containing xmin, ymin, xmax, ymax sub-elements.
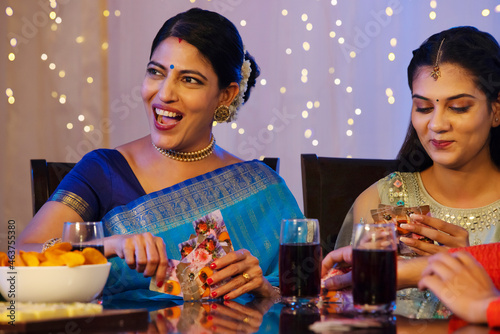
<box><xmin>2</xmin><ymin>291</ymin><xmax>495</xmax><ymax>333</ymax></box>
<box><xmin>101</xmin><ymin>291</ymin><xmax>494</xmax><ymax>334</ymax></box>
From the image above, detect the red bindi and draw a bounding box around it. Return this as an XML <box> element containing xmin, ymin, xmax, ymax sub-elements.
<box><xmin>178</xmin><ymin>38</ymin><xmax>182</xmax><ymax>43</ymax></box>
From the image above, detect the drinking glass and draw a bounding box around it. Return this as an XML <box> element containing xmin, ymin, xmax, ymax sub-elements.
<box><xmin>62</xmin><ymin>222</ymin><xmax>105</xmax><ymax>254</ymax></box>
<box><xmin>352</xmin><ymin>221</ymin><xmax>397</xmax><ymax>313</ymax></box>
<box><xmin>279</xmin><ymin>218</ymin><xmax>321</xmax><ymax>305</ymax></box>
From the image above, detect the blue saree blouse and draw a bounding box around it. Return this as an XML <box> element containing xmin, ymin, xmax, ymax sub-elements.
<box><xmin>49</xmin><ymin>149</ymin><xmax>303</xmax><ymax>299</ymax></box>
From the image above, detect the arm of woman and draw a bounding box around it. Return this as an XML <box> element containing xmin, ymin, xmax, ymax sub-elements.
<box><xmin>205</xmin><ymin>249</ymin><xmax>276</xmax><ymax>300</ymax></box>
<box><xmin>321</xmin><ymin>245</ymin><xmax>429</xmax><ymax>290</ymax></box>
<box><xmin>399</xmin><ymin>214</ymin><xmax>469</xmax><ymax>256</ymax></box>
<box><xmin>335</xmin><ymin>183</ymin><xmax>382</xmax><ymax>249</ymax></box>
<box><xmin>17</xmin><ymin>201</ymin><xmax>84</xmax><ymax>252</ymax></box>
<box><xmin>418</xmin><ymin>251</ymin><xmax>500</xmax><ymax>324</ymax></box>
<box><xmin>18</xmin><ymin>201</ymin><xmax>170</xmax><ymax>283</ymax></box>
<box><xmin>352</xmin><ymin>183</ymin><xmax>383</xmax><ymax>228</ymax></box>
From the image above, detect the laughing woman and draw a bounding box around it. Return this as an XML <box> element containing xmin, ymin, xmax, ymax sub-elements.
<box><xmin>18</xmin><ymin>8</ymin><xmax>303</xmax><ymax>300</ymax></box>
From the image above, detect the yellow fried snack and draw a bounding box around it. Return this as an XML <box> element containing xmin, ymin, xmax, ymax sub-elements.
<box><xmin>0</xmin><ymin>252</ymin><xmax>8</xmax><ymax>266</ymax></box>
<box><xmin>44</xmin><ymin>242</ymin><xmax>72</xmax><ymax>253</ymax></box>
<box><xmin>43</xmin><ymin>249</ymin><xmax>67</xmax><ymax>266</ymax></box>
<box><xmin>0</xmin><ymin>242</ymin><xmax>107</xmax><ymax>268</ymax></box>
<box><xmin>82</xmin><ymin>248</ymin><xmax>107</xmax><ymax>265</ymax></box>
<box><xmin>59</xmin><ymin>251</ymin><xmax>86</xmax><ymax>267</ymax></box>
<box><xmin>13</xmin><ymin>252</ymin><xmax>26</xmax><ymax>267</ymax></box>
<box><xmin>19</xmin><ymin>251</ymin><xmax>40</xmax><ymax>267</ymax></box>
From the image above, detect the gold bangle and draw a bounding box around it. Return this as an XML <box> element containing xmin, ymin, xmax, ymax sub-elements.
<box><xmin>42</xmin><ymin>238</ymin><xmax>62</xmax><ymax>252</ymax></box>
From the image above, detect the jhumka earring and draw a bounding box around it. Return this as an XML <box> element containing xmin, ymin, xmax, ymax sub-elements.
<box><xmin>430</xmin><ymin>38</ymin><xmax>445</xmax><ymax>80</ymax></box>
<box><xmin>214</xmin><ymin>105</ymin><xmax>231</xmax><ymax>123</ymax></box>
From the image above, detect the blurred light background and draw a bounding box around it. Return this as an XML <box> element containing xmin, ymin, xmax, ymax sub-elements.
<box><xmin>1</xmin><ymin>0</ymin><xmax>499</xmax><ymax>250</ymax></box>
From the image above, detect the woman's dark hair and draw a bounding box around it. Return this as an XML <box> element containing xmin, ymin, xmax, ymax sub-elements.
<box><xmin>149</xmin><ymin>8</ymin><xmax>260</xmax><ymax>104</ymax></box>
<box><xmin>398</xmin><ymin>26</ymin><xmax>500</xmax><ymax>171</ymax></box>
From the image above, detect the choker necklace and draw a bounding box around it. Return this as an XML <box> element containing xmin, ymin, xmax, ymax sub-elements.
<box><xmin>152</xmin><ymin>135</ymin><xmax>215</xmax><ymax>162</ymax></box>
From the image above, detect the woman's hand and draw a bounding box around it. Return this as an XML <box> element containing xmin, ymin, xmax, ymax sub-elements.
<box><xmin>209</xmin><ymin>300</ymin><xmax>268</xmax><ymax>333</ymax></box>
<box><xmin>321</xmin><ymin>246</ymin><xmax>353</xmax><ymax>290</ymax></box>
<box><xmin>321</xmin><ymin>245</ymin><xmax>430</xmax><ymax>290</ymax></box>
<box><xmin>105</xmin><ymin>232</ymin><xmax>169</xmax><ymax>283</ymax></box>
<box><xmin>418</xmin><ymin>251</ymin><xmax>500</xmax><ymax>324</ymax></box>
<box><xmin>399</xmin><ymin>214</ymin><xmax>469</xmax><ymax>256</ymax></box>
<box><xmin>206</xmin><ymin>249</ymin><xmax>272</xmax><ymax>300</ymax></box>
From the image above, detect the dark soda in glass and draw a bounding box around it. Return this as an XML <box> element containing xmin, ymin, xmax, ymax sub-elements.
<box><xmin>352</xmin><ymin>249</ymin><xmax>396</xmax><ymax>309</ymax></box>
<box><xmin>279</xmin><ymin>243</ymin><xmax>321</xmax><ymax>300</ymax></box>
<box><xmin>71</xmin><ymin>244</ymin><xmax>105</xmax><ymax>255</ymax></box>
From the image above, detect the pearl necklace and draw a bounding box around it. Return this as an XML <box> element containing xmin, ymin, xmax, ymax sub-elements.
<box><xmin>152</xmin><ymin>135</ymin><xmax>215</xmax><ymax>162</ymax></box>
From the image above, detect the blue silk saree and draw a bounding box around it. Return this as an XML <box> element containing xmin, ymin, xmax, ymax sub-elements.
<box><xmin>50</xmin><ymin>149</ymin><xmax>303</xmax><ymax>301</ymax></box>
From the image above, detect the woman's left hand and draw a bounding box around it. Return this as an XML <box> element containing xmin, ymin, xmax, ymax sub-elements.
<box><xmin>399</xmin><ymin>214</ymin><xmax>469</xmax><ymax>256</ymax></box>
<box><xmin>206</xmin><ymin>249</ymin><xmax>273</xmax><ymax>300</ymax></box>
<box><xmin>418</xmin><ymin>251</ymin><xmax>500</xmax><ymax>324</ymax></box>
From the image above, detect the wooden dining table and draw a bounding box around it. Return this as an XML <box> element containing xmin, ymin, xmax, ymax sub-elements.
<box><xmin>1</xmin><ymin>291</ymin><xmax>494</xmax><ymax>333</ymax></box>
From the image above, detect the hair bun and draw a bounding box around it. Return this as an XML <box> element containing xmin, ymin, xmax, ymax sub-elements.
<box><xmin>243</xmin><ymin>51</ymin><xmax>260</xmax><ymax>103</ymax></box>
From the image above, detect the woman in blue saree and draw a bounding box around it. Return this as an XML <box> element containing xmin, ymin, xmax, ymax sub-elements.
<box><xmin>18</xmin><ymin>8</ymin><xmax>303</xmax><ymax>301</ymax></box>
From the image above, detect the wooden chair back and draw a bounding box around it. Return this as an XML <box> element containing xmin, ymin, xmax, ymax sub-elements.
<box><xmin>301</xmin><ymin>154</ymin><xmax>399</xmax><ymax>253</ymax></box>
<box><xmin>31</xmin><ymin>159</ymin><xmax>76</xmax><ymax>215</ymax></box>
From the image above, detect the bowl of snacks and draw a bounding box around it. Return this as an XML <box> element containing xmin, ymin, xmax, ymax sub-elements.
<box><xmin>0</xmin><ymin>243</ymin><xmax>110</xmax><ymax>303</ymax></box>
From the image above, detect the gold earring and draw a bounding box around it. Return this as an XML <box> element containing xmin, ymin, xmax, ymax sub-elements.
<box><xmin>214</xmin><ymin>105</ymin><xmax>231</xmax><ymax>123</ymax></box>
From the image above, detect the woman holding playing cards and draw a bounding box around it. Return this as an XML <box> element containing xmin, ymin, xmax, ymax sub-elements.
<box><xmin>18</xmin><ymin>8</ymin><xmax>302</xmax><ymax>300</ymax></box>
<box><xmin>335</xmin><ymin>26</ymin><xmax>500</xmax><ymax>254</ymax></box>
<box><xmin>325</xmin><ymin>26</ymin><xmax>500</xmax><ymax>318</ymax></box>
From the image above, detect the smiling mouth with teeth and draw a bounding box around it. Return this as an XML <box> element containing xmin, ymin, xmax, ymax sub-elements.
<box><xmin>155</xmin><ymin>108</ymin><xmax>183</xmax><ymax>124</ymax></box>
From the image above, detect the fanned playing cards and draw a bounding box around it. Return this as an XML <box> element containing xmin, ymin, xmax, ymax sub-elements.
<box><xmin>150</xmin><ymin>210</ymin><xmax>233</xmax><ymax>300</ymax></box>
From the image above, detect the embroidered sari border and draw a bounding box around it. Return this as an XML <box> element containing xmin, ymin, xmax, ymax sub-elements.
<box><xmin>103</xmin><ymin>161</ymin><xmax>282</xmax><ymax>236</ymax></box>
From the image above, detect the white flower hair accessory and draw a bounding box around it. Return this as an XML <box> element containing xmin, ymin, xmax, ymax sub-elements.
<box><xmin>228</xmin><ymin>55</ymin><xmax>252</xmax><ymax>121</ymax></box>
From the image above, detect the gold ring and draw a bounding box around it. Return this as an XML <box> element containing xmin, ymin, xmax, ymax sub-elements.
<box><xmin>242</xmin><ymin>273</ymin><xmax>251</xmax><ymax>282</ymax></box>
<box><xmin>243</xmin><ymin>317</ymin><xmax>250</xmax><ymax>323</ymax></box>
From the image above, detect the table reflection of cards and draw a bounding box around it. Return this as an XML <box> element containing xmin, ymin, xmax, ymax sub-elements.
<box><xmin>150</xmin><ymin>210</ymin><xmax>234</xmax><ymax>301</ymax></box>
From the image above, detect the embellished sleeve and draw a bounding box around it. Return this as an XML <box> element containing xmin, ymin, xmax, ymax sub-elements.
<box><xmin>377</xmin><ymin>172</ymin><xmax>411</xmax><ymax>206</ymax></box>
<box><xmin>48</xmin><ymin>150</ymin><xmax>112</xmax><ymax>221</ymax></box>
<box><xmin>334</xmin><ymin>204</ymin><xmax>354</xmax><ymax>249</ymax></box>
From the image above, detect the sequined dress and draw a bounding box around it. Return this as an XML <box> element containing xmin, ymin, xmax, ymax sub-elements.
<box><xmin>379</xmin><ymin>172</ymin><xmax>500</xmax><ymax>246</ymax></box>
<box><xmin>384</xmin><ymin>172</ymin><xmax>500</xmax><ymax>319</ymax></box>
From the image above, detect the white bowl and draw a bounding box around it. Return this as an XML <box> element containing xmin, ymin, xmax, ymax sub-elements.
<box><xmin>0</xmin><ymin>263</ymin><xmax>111</xmax><ymax>303</ymax></box>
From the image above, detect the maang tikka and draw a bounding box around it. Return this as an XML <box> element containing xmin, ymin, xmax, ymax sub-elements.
<box><xmin>430</xmin><ymin>38</ymin><xmax>445</xmax><ymax>80</ymax></box>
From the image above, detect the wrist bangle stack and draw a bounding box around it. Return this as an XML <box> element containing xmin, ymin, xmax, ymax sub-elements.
<box><xmin>42</xmin><ymin>237</ymin><xmax>62</xmax><ymax>252</ymax></box>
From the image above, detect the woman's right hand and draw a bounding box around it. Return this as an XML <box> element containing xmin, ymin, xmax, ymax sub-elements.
<box><xmin>399</xmin><ymin>214</ymin><xmax>469</xmax><ymax>256</ymax></box>
<box><xmin>321</xmin><ymin>246</ymin><xmax>353</xmax><ymax>290</ymax></box>
<box><xmin>105</xmin><ymin>232</ymin><xmax>169</xmax><ymax>283</ymax></box>
<box><xmin>322</xmin><ymin>245</ymin><xmax>430</xmax><ymax>290</ymax></box>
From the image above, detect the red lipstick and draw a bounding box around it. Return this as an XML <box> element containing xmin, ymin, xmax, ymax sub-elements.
<box><xmin>430</xmin><ymin>139</ymin><xmax>453</xmax><ymax>149</ymax></box>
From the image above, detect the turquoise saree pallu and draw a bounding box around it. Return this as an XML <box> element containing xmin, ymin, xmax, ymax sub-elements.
<box><xmin>102</xmin><ymin>161</ymin><xmax>303</xmax><ymax>300</ymax></box>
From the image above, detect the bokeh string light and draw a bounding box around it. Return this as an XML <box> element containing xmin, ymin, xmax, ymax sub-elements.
<box><xmin>3</xmin><ymin>0</ymin><xmax>500</xmax><ymax>157</ymax></box>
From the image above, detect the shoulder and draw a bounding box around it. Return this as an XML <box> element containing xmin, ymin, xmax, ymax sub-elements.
<box><xmin>219</xmin><ymin>159</ymin><xmax>283</xmax><ymax>184</ymax></box>
<box><xmin>75</xmin><ymin>149</ymin><xmax>125</xmax><ymax>172</ymax></box>
<box><xmin>214</xmin><ymin>146</ymin><xmax>244</xmax><ymax>166</ymax></box>
<box><xmin>353</xmin><ymin>172</ymin><xmax>418</xmax><ymax>219</ymax></box>
<box><xmin>377</xmin><ymin>171</ymin><xmax>418</xmax><ymax>189</ymax></box>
